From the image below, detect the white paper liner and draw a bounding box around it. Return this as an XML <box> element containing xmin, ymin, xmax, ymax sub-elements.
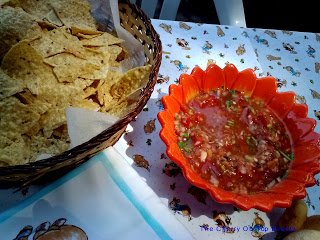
<box><xmin>66</xmin><ymin>107</ymin><xmax>119</xmax><ymax>148</ymax></box>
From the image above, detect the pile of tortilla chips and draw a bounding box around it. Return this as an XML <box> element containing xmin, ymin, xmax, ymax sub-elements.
<box><xmin>0</xmin><ymin>0</ymin><xmax>151</xmax><ymax>166</ymax></box>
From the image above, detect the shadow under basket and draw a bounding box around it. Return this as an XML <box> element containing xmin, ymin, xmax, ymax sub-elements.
<box><xmin>0</xmin><ymin>0</ymin><xmax>162</xmax><ymax>190</ymax></box>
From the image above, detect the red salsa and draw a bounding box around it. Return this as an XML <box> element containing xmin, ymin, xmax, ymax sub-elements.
<box><xmin>174</xmin><ymin>88</ymin><xmax>294</xmax><ymax>195</ymax></box>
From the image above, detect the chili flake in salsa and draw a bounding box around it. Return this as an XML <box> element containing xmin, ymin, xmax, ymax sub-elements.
<box><xmin>174</xmin><ymin>89</ymin><xmax>294</xmax><ymax>195</ymax></box>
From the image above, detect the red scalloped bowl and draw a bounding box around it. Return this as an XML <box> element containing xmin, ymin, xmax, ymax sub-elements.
<box><xmin>158</xmin><ymin>64</ymin><xmax>320</xmax><ymax>212</ymax></box>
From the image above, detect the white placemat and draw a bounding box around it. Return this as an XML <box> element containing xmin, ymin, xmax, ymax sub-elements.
<box><xmin>0</xmin><ymin>147</ymin><xmax>193</xmax><ymax>240</ymax></box>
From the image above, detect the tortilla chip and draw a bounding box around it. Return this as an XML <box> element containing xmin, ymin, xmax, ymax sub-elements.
<box><xmin>35</xmin><ymin>82</ymin><xmax>87</xmax><ymax>106</ymax></box>
<box><xmin>24</xmin><ymin>124</ymin><xmax>41</xmax><ymax>138</ymax></box>
<box><xmin>96</xmin><ymin>71</ymin><xmax>123</xmax><ymax>106</ymax></box>
<box><xmin>2</xmin><ymin>41</ymin><xmax>89</xmax><ymax>104</ymax></box>
<box><xmin>76</xmin><ymin>32</ymin><xmax>102</xmax><ymax>39</ymax></box>
<box><xmin>0</xmin><ymin>97</ymin><xmax>40</xmax><ymax>135</ymax></box>
<box><xmin>107</xmin><ymin>45</ymin><xmax>126</xmax><ymax>65</ymax></box>
<box><xmin>80</xmin><ymin>32</ymin><xmax>124</xmax><ymax>46</ymax></box>
<box><xmin>81</xmin><ymin>48</ymin><xmax>115</xmax><ymax>69</ymax></box>
<box><xmin>29</xmin><ymin>27</ymin><xmax>86</xmax><ymax>58</ymax></box>
<box><xmin>0</xmin><ymin>69</ymin><xmax>25</xmax><ymax>100</ymax></box>
<box><xmin>109</xmin><ymin>65</ymin><xmax>151</xmax><ymax>100</ymax></box>
<box><xmin>51</xmin><ymin>0</ymin><xmax>97</xmax><ymax>30</ymax></box>
<box><xmin>1</xmin><ymin>40</ymin><xmax>58</xmax><ymax>95</ymax></box>
<box><xmin>44</xmin><ymin>8</ymin><xmax>63</xmax><ymax>26</ymax></box>
<box><xmin>44</xmin><ymin>47</ymin><xmax>109</xmax><ymax>68</ymax></box>
<box><xmin>52</xmin><ymin>124</ymin><xmax>68</xmax><ymax>139</ymax></box>
<box><xmin>31</xmin><ymin>132</ymin><xmax>70</xmax><ymax>157</ymax></box>
<box><xmin>96</xmin><ymin>82</ymin><xmax>107</xmax><ymax>106</ymax></box>
<box><xmin>15</xmin><ymin>90</ymin><xmax>52</xmax><ymax>114</ymax></box>
<box><xmin>99</xmin><ymin>66</ymin><xmax>150</xmax><ymax>114</ymax></box>
<box><xmin>40</xmin><ymin>108</ymin><xmax>66</xmax><ymax>137</ymax></box>
<box><xmin>71</xmin><ymin>26</ymin><xmax>103</xmax><ymax>36</ymax></box>
<box><xmin>5</xmin><ymin>0</ymin><xmax>63</xmax><ymax>26</ymax></box>
<box><xmin>0</xmin><ymin>0</ymin><xmax>10</xmax><ymax>6</ymax></box>
<box><xmin>36</xmin><ymin>20</ymin><xmax>58</xmax><ymax>29</ymax></box>
<box><xmin>44</xmin><ymin>51</ymin><xmax>113</xmax><ymax>82</ymax></box>
<box><xmin>54</xmin><ymin>65</ymin><xmax>99</xmax><ymax>83</ymax></box>
<box><xmin>29</xmin><ymin>77</ymin><xmax>91</xmax><ymax>105</ymax></box>
<box><xmin>84</xmin><ymin>45</ymin><xmax>126</xmax><ymax>68</ymax></box>
<box><xmin>113</xmin><ymin>46</ymin><xmax>129</xmax><ymax>64</ymax></box>
<box><xmin>75</xmin><ymin>99</ymin><xmax>100</xmax><ymax>111</ymax></box>
<box><xmin>5</xmin><ymin>0</ymin><xmax>50</xmax><ymax>17</ymax></box>
<box><xmin>0</xmin><ymin>6</ymin><xmax>42</xmax><ymax>59</ymax></box>
<box><xmin>83</xmin><ymin>86</ymin><xmax>98</xmax><ymax>98</ymax></box>
<box><xmin>105</xmin><ymin>89</ymin><xmax>142</xmax><ymax>117</ymax></box>
<box><xmin>45</xmin><ymin>53</ymin><xmax>100</xmax><ymax>82</ymax></box>
<box><xmin>0</xmin><ymin>135</ymin><xmax>32</xmax><ymax>166</ymax></box>
<box><xmin>73</xmin><ymin>78</ymin><xmax>95</xmax><ymax>89</ymax></box>
<box><xmin>80</xmin><ymin>79</ymin><xmax>102</xmax><ymax>100</ymax></box>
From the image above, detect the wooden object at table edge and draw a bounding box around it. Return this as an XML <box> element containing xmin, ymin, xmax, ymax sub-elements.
<box><xmin>0</xmin><ymin>0</ymin><xmax>162</xmax><ymax>189</ymax></box>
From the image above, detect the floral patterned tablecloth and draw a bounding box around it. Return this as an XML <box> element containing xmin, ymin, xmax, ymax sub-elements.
<box><xmin>113</xmin><ymin>19</ymin><xmax>320</xmax><ymax>240</ymax></box>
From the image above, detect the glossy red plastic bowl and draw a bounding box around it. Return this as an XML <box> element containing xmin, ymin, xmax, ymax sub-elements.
<box><xmin>158</xmin><ymin>64</ymin><xmax>320</xmax><ymax>212</ymax></box>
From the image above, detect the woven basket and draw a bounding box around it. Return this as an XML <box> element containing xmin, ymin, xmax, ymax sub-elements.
<box><xmin>0</xmin><ymin>0</ymin><xmax>162</xmax><ymax>189</ymax></box>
